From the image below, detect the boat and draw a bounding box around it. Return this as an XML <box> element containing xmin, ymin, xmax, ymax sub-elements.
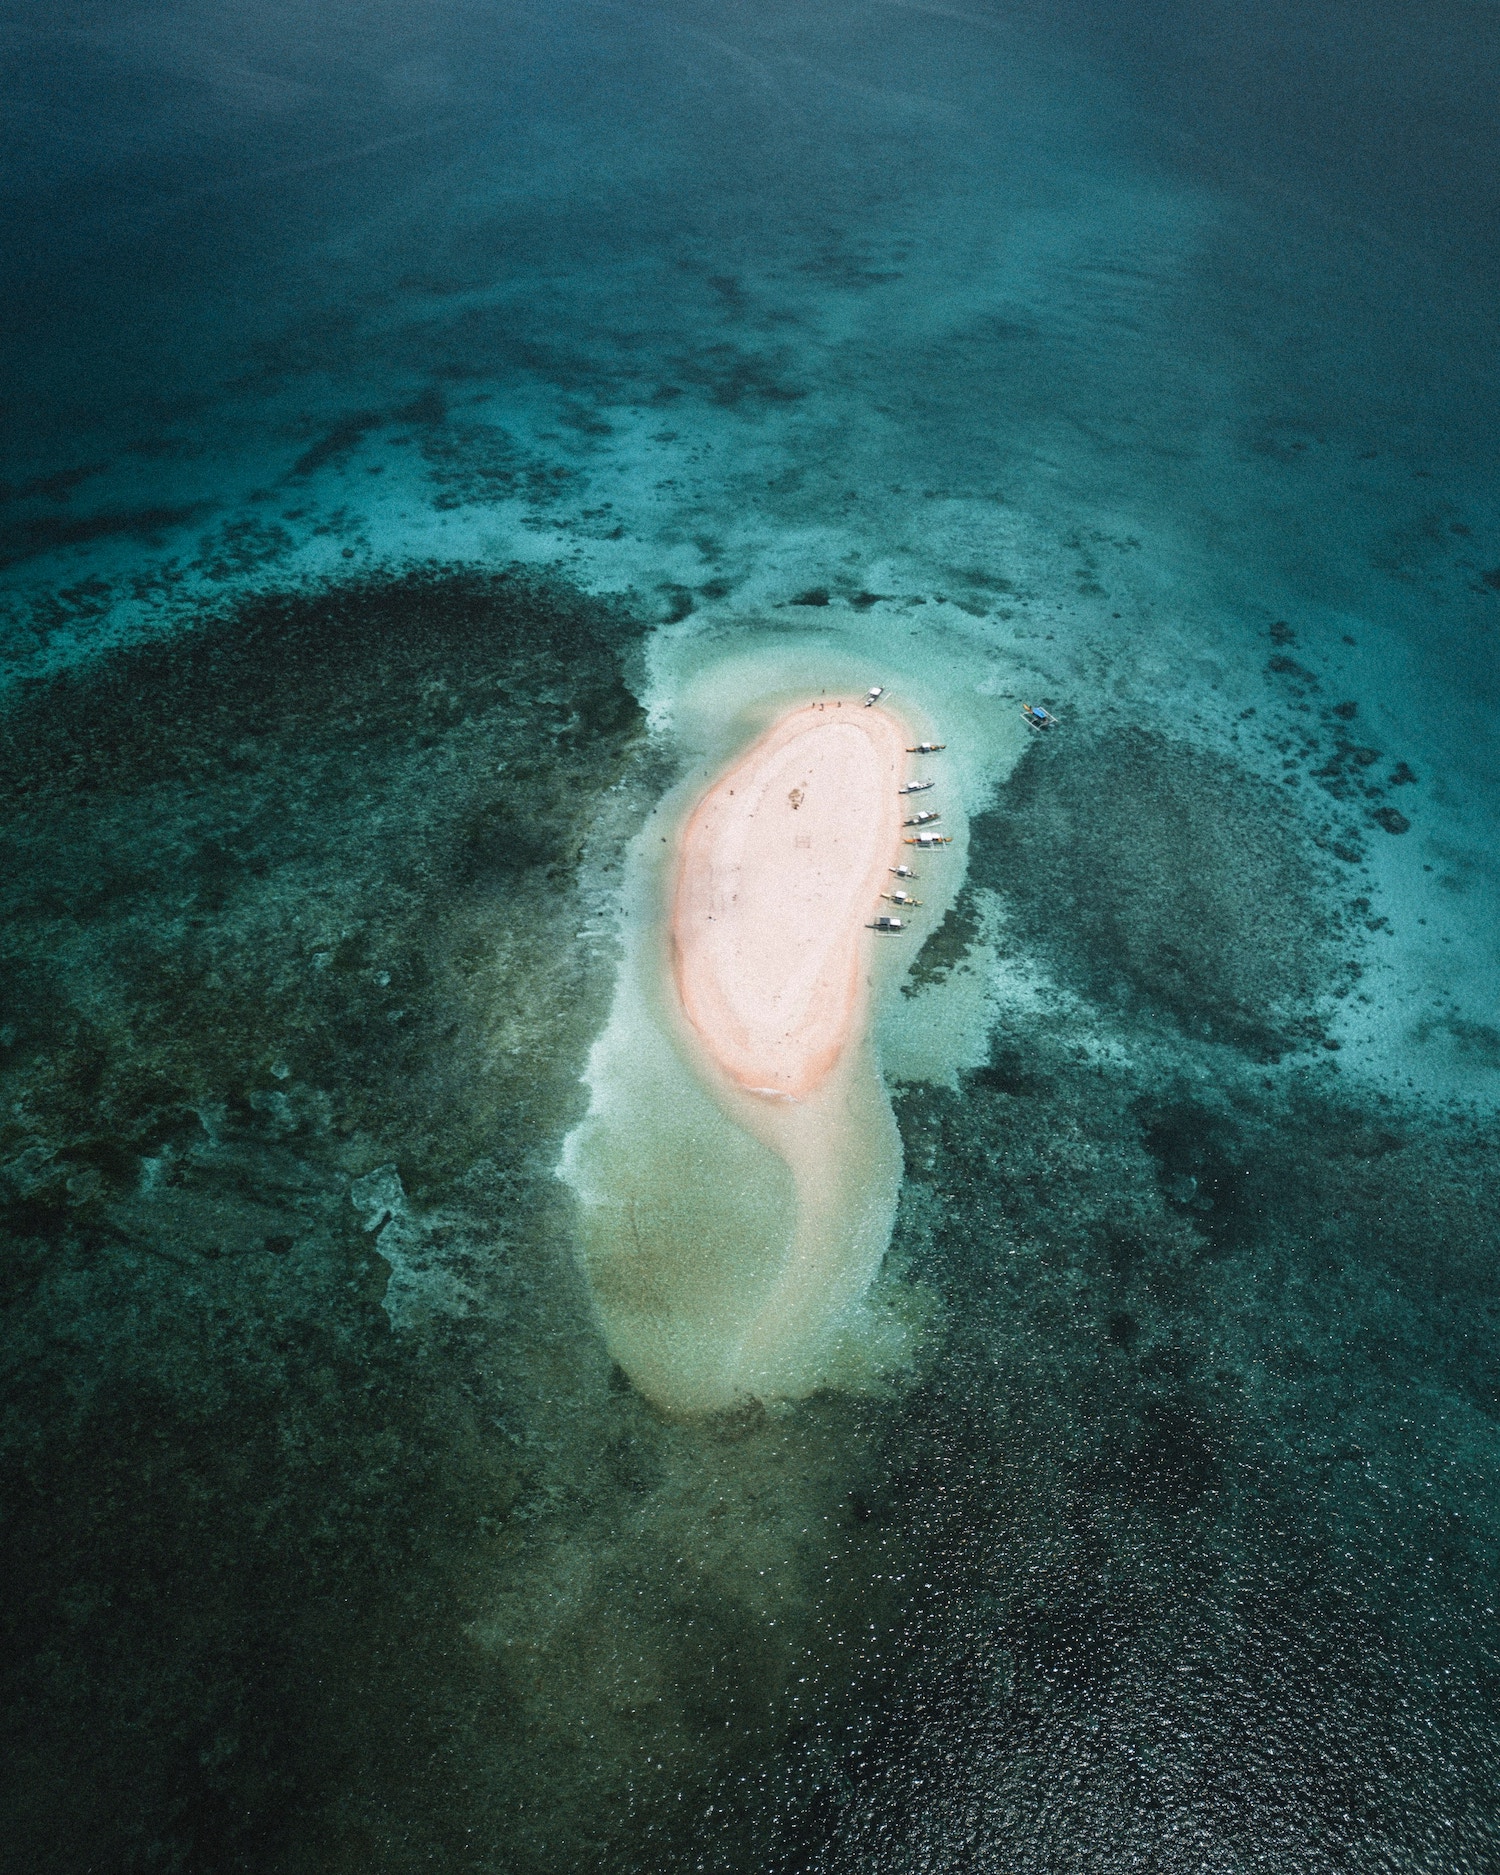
<box><xmin>882</xmin><ymin>890</ymin><xmax>920</xmax><ymax>906</ymax></box>
<box><xmin>1022</xmin><ymin>702</ymin><xmax>1059</xmax><ymax>730</ymax></box>
<box><xmin>889</xmin><ymin>863</ymin><xmax>918</xmax><ymax>879</ymax></box>
<box><xmin>864</xmin><ymin>686</ymin><xmax>885</xmax><ymax>707</ymax></box>
<box><xmin>866</xmin><ymin>914</ymin><xmax>906</xmax><ymax>932</ymax></box>
<box><xmin>905</xmin><ymin>831</ymin><xmax>952</xmax><ymax>848</ymax></box>
<box><xmin>904</xmin><ymin>809</ymin><xmax>940</xmax><ymax>827</ymax></box>
<box><xmin>898</xmin><ymin>780</ymin><xmax>935</xmax><ymax>795</ymax></box>
<box><xmin>906</xmin><ymin>742</ymin><xmax>946</xmax><ymax>754</ymax></box>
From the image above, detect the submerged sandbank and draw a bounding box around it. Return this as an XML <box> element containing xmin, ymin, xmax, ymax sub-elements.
<box><xmin>562</xmin><ymin>686</ymin><xmax>921</xmax><ymax>1415</ymax></box>
<box><xmin>559</xmin><ymin>629</ymin><xmax>1027</xmax><ymax>1417</ymax></box>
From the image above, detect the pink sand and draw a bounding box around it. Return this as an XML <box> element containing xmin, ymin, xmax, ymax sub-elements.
<box><xmin>671</xmin><ymin>701</ymin><xmax>908</xmax><ymax>1099</ymax></box>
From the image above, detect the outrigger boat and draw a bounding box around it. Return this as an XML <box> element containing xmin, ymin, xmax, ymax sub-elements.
<box><xmin>864</xmin><ymin>686</ymin><xmax>885</xmax><ymax>707</ymax></box>
<box><xmin>904</xmin><ymin>809</ymin><xmax>940</xmax><ymax>827</ymax></box>
<box><xmin>882</xmin><ymin>890</ymin><xmax>921</xmax><ymax>906</ymax></box>
<box><xmin>889</xmin><ymin>863</ymin><xmax>918</xmax><ymax>879</ymax></box>
<box><xmin>1022</xmin><ymin>702</ymin><xmax>1059</xmax><ymax>730</ymax></box>
<box><xmin>898</xmin><ymin>779</ymin><xmax>935</xmax><ymax>795</ymax></box>
<box><xmin>907</xmin><ymin>742</ymin><xmax>946</xmax><ymax>754</ymax></box>
<box><xmin>905</xmin><ymin>831</ymin><xmax>952</xmax><ymax>848</ymax></box>
<box><xmin>866</xmin><ymin>914</ymin><xmax>906</xmax><ymax>932</ymax></box>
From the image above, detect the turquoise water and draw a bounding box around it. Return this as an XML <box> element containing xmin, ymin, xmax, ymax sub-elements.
<box><xmin>3</xmin><ymin>2</ymin><xmax>1499</xmax><ymax>1868</ymax></box>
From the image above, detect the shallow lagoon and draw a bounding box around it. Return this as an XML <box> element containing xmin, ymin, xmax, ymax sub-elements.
<box><xmin>3</xmin><ymin>1</ymin><xmax>1499</xmax><ymax>1869</ymax></box>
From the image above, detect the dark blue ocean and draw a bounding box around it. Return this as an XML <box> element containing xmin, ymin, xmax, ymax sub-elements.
<box><xmin>3</xmin><ymin>3</ymin><xmax>1499</xmax><ymax>1869</ymax></box>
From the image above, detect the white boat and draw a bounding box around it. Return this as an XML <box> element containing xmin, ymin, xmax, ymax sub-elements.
<box><xmin>898</xmin><ymin>780</ymin><xmax>935</xmax><ymax>794</ymax></box>
<box><xmin>882</xmin><ymin>890</ymin><xmax>921</xmax><ymax>906</ymax></box>
<box><xmin>864</xmin><ymin>686</ymin><xmax>885</xmax><ymax>706</ymax></box>
<box><xmin>866</xmin><ymin>914</ymin><xmax>906</xmax><ymax>932</ymax></box>
<box><xmin>904</xmin><ymin>809</ymin><xmax>940</xmax><ymax>827</ymax></box>
<box><xmin>890</xmin><ymin>863</ymin><xmax>918</xmax><ymax>879</ymax></box>
<box><xmin>905</xmin><ymin>831</ymin><xmax>952</xmax><ymax>848</ymax></box>
<box><xmin>906</xmin><ymin>742</ymin><xmax>946</xmax><ymax>754</ymax></box>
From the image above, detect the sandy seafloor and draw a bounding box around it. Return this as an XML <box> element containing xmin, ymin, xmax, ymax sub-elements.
<box><xmin>2</xmin><ymin>1</ymin><xmax>1499</xmax><ymax>1869</ymax></box>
